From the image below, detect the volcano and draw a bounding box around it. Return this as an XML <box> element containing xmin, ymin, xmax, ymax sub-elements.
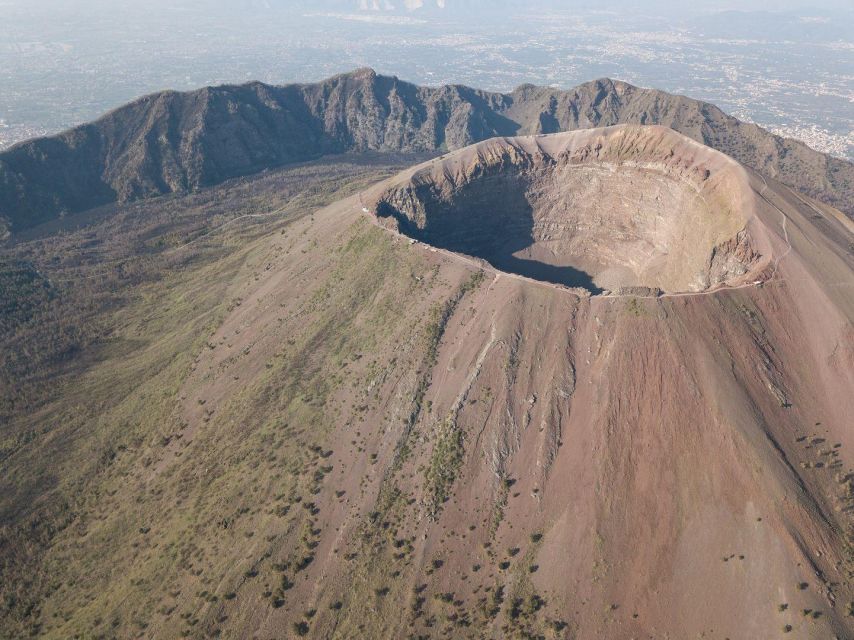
<box><xmin>295</xmin><ymin>125</ymin><xmax>852</xmax><ymax>639</ymax></box>
<box><xmin>1</xmin><ymin>123</ymin><xmax>852</xmax><ymax>639</ymax></box>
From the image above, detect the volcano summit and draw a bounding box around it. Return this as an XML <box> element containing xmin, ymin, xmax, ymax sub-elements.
<box><xmin>372</xmin><ymin>126</ymin><xmax>767</xmax><ymax>295</ymax></box>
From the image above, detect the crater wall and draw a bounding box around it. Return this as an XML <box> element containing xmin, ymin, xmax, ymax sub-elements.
<box><xmin>373</xmin><ymin>125</ymin><xmax>765</xmax><ymax>293</ymax></box>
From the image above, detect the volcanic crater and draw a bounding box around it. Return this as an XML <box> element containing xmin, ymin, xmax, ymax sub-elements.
<box><xmin>373</xmin><ymin>125</ymin><xmax>766</xmax><ymax>294</ymax></box>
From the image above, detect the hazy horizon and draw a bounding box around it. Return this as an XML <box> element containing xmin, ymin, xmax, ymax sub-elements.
<box><xmin>1</xmin><ymin>0</ymin><xmax>852</xmax><ymax>158</ymax></box>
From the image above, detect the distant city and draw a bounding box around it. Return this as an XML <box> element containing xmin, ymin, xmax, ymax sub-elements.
<box><xmin>1</xmin><ymin>2</ymin><xmax>852</xmax><ymax>160</ymax></box>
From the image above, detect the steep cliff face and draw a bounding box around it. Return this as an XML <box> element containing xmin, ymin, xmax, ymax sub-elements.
<box><xmin>1</xmin><ymin>70</ymin><xmax>852</xmax><ymax>235</ymax></box>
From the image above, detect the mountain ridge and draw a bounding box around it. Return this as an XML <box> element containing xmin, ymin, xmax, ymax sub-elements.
<box><xmin>1</xmin><ymin>67</ymin><xmax>852</xmax><ymax>236</ymax></box>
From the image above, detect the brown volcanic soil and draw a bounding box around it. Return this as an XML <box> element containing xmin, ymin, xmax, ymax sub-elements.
<box><xmin>292</xmin><ymin>128</ymin><xmax>852</xmax><ymax>639</ymax></box>
<box><xmin>372</xmin><ymin>126</ymin><xmax>767</xmax><ymax>295</ymax></box>
<box><xmin>2</xmin><ymin>127</ymin><xmax>852</xmax><ymax>639</ymax></box>
<box><xmin>175</xmin><ymin>127</ymin><xmax>851</xmax><ymax>639</ymax></box>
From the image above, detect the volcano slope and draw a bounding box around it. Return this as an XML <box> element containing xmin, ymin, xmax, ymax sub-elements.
<box><xmin>1</xmin><ymin>125</ymin><xmax>853</xmax><ymax>640</ymax></box>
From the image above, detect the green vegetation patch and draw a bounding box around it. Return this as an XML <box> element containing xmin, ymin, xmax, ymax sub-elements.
<box><xmin>425</xmin><ymin>417</ymin><xmax>466</xmax><ymax>517</ymax></box>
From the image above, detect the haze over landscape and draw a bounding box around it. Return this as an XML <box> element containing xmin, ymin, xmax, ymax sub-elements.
<box><xmin>1</xmin><ymin>2</ymin><xmax>853</xmax><ymax>640</ymax></box>
<box><xmin>1</xmin><ymin>0</ymin><xmax>852</xmax><ymax>158</ymax></box>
